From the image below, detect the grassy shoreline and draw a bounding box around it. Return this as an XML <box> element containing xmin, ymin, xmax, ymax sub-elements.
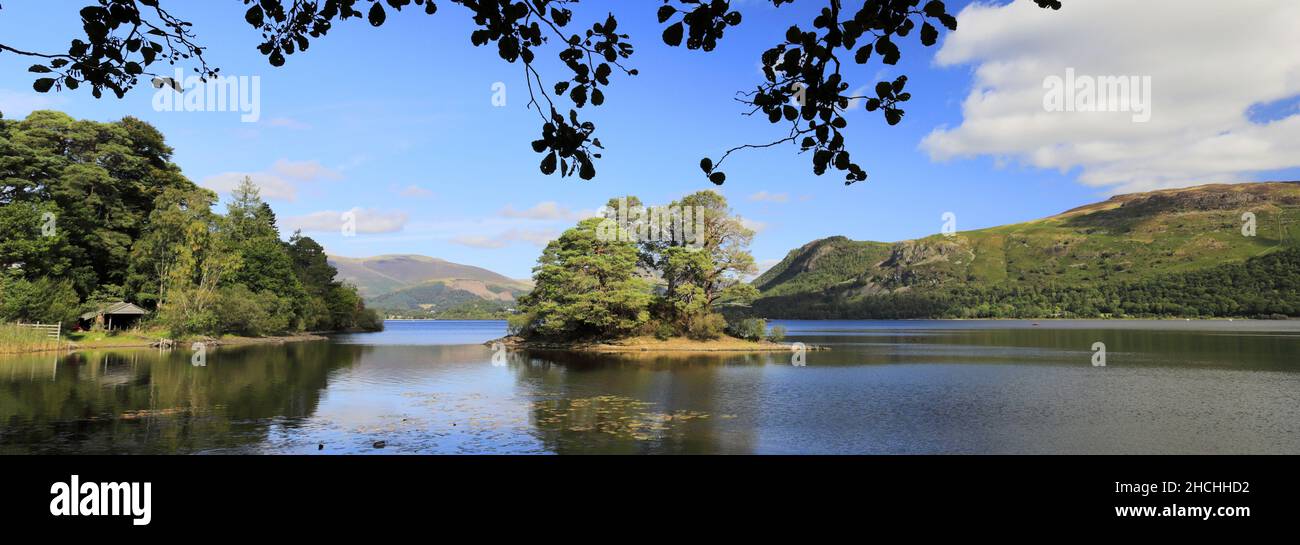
<box><xmin>0</xmin><ymin>325</ymin><xmax>62</xmax><ymax>355</ymax></box>
<box><xmin>0</xmin><ymin>329</ymin><xmax>330</xmax><ymax>356</ymax></box>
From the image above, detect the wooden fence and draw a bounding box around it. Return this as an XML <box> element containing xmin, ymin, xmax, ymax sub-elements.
<box><xmin>14</xmin><ymin>322</ymin><xmax>62</xmax><ymax>343</ymax></box>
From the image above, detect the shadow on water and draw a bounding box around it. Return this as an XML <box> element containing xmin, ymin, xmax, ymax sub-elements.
<box><xmin>0</xmin><ymin>342</ymin><xmax>365</xmax><ymax>454</ymax></box>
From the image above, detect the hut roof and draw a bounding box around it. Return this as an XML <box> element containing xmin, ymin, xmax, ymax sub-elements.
<box><xmin>80</xmin><ymin>302</ymin><xmax>149</xmax><ymax>320</ymax></box>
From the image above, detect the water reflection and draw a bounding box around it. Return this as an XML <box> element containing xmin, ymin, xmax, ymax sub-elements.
<box><xmin>504</xmin><ymin>351</ymin><xmax>763</xmax><ymax>454</ymax></box>
<box><xmin>0</xmin><ymin>343</ymin><xmax>363</xmax><ymax>454</ymax></box>
<box><xmin>1</xmin><ymin>320</ymin><xmax>1298</xmax><ymax>454</ymax></box>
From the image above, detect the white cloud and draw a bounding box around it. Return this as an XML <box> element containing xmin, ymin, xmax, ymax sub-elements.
<box><xmin>845</xmin><ymin>83</ymin><xmax>872</xmax><ymax>111</ymax></box>
<box><xmin>270</xmin><ymin>159</ymin><xmax>342</xmax><ymax>181</ymax></box>
<box><xmin>201</xmin><ymin>172</ymin><xmax>299</xmax><ymax>201</ymax></box>
<box><xmin>448</xmin><ymin>235</ymin><xmax>508</xmax><ymax>249</ymax></box>
<box><xmin>201</xmin><ymin>159</ymin><xmax>342</xmax><ymax>201</ymax></box>
<box><xmin>284</xmin><ymin>207</ymin><xmax>408</xmax><ymax>234</ymax></box>
<box><xmin>499</xmin><ymin>201</ymin><xmax>596</xmax><ymax>221</ymax></box>
<box><xmin>398</xmin><ymin>185</ymin><xmax>434</xmax><ymax>198</ymax></box>
<box><xmin>450</xmin><ymin>228</ymin><xmax>558</xmax><ymax>249</ymax></box>
<box><xmin>748</xmin><ymin>190</ymin><xmax>790</xmax><ymax>203</ymax></box>
<box><xmin>501</xmin><ymin>228</ymin><xmax>559</xmax><ymax>246</ymax></box>
<box><xmin>921</xmin><ymin>0</ymin><xmax>1300</xmax><ymax>193</ymax></box>
<box><xmin>740</xmin><ymin>217</ymin><xmax>768</xmax><ymax>234</ymax></box>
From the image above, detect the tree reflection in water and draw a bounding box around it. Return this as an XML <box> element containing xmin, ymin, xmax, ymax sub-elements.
<box><xmin>0</xmin><ymin>342</ymin><xmax>365</xmax><ymax>454</ymax></box>
<box><xmin>504</xmin><ymin>350</ymin><xmax>780</xmax><ymax>454</ymax></box>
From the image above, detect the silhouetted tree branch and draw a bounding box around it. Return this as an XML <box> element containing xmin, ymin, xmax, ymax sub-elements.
<box><xmin>1</xmin><ymin>0</ymin><xmax>1062</xmax><ymax>184</ymax></box>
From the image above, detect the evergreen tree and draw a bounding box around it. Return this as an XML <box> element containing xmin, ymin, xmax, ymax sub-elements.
<box><xmin>2</xmin><ymin>111</ymin><xmax>381</xmax><ymax>336</ymax></box>
<box><xmin>515</xmin><ymin>218</ymin><xmax>651</xmax><ymax>340</ymax></box>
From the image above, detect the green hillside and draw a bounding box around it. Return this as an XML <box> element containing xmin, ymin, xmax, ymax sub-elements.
<box><xmin>326</xmin><ymin>254</ymin><xmax>531</xmax><ymax>318</ymax></box>
<box><xmin>367</xmin><ymin>279</ymin><xmax>525</xmax><ymax>313</ymax></box>
<box><xmin>750</xmin><ymin>182</ymin><xmax>1300</xmax><ymax>319</ymax></box>
<box><xmin>327</xmin><ymin>254</ymin><xmax>530</xmax><ymax>297</ymax></box>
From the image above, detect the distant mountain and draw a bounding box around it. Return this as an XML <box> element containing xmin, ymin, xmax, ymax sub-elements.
<box><xmin>327</xmin><ymin>254</ymin><xmax>531</xmax><ymax>313</ymax></box>
<box><xmin>367</xmin><ymin>279</ymin><xmax>527</xmax><ymax>312</ymax></box>
<box><xmin>749</xmin><ymin>182</ymin><xmax>1300</xmax><ymax>319</ymax></box>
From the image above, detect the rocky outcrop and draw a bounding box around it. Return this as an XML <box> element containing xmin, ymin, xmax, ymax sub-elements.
<box><xmin>881</xmin><ymin>238</ymin><xmax>971</xmax><ymax>269</ymax></box>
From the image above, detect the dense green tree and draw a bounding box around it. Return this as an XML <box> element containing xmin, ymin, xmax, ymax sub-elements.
<box><xmin>515</xmin><ymin>218</ymin><xmax>651</xmax><ymax>340</ymax></box>
<box><xmin>0</xmin><ymin>273</ymin><xmax>81</xmax><ymax>326</ymax></box>
<box><xmin>322</xmin><ymin>283</ymin><xmax>365</xmax><ymax>330</ymax></box>
<box><xmin>1</xmin><ymin>110</ymin><xmax>195</xmax><ymax>296</ymax></box>
<box><xmin>287</xmin><ymin>232</ymin><xmax>337</xmax><ymax>330</ymax></box>
<box><xmin>287</xmin><ymin>232</ymin><xmax>337</xmax><ymax>291</ymax></box>
<box><xmin>216</xmin><ymin>284</ymin><xmax>293</xmax><ymax>337</ymax></box>
<box><xmin>285</xmin><ymin>230</ymin><xmax>381</xmax><ymax>331</ymax></box>
<box><xmin>516</xmin><ymin>192</ymin><xmax>759</xmax><ymax>341</ymax></box>
<box><xmin>135</xmin><ymin>189</ymin><xmax>243</xmax><ymax>336</ymax></box>
<box><xmin>0</xmin><ymin>199</ymin><xmax>81</xmax><ymax>284</ymax></box>
<box><xmin>225</xmin><ymin>178</ymin><xmax>305</xmax><ymax>297</ymax></box>
<box><xmin>603</xmin><ymin>191</ymin><xmax>757</xmax><ymax>338</ymax></box>
<box><xmin>126</xmin><ymin>186</ymin><xmax>230</xmax><ymax>309</ymax></box>
<box><xmin>2</xmin><ymin>110</ymin><xmax>381</xmax><ymax>337</ymax></box>
<box><xmin>666</xmin><ymin>191</ymin><xmax>756</xmax><ymax>307</ymax></box>
<box><xmin>220</xmin><ymin>178</ymin><xmax>316</xmax><ymax>332</ymax></box>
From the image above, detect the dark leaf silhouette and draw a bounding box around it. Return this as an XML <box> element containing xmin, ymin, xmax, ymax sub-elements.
<box><xmin>2</xmin><ymin>0</ymin><xmax>1063</xmax><ymax>185</ymax></box>
<box><xmin>663</xmin><ymin>22</ymin><xmax>683</xmax><ymax>46</ymax></box>
<box><xmin>368</xmin><ymin>2</ymin><xmax>386</xmax><ymax>26</ymax></box>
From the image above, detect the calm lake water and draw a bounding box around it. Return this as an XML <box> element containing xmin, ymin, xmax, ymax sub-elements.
<box><xmin>2</xmin><ymin>320</ymin><xmax>1298</xmax><ymax>454</ymax></box>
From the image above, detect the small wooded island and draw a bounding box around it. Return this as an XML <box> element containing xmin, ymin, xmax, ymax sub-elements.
<box><xmin>490</xmin><ymin>192</ymin><xmax>814</xmax><ymax>353</ymax></box>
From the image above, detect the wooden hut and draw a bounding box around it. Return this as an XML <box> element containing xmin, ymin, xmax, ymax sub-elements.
<box><xmin>79</xmin><ymin>302</ymin><xmax>148</xmax><ymax>331</ymax></box>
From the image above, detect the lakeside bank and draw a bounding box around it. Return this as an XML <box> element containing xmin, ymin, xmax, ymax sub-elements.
<box><xmin>0</xmin><ymin>331</ymin><xmax>331</xmax><ymax>356</ymax></box>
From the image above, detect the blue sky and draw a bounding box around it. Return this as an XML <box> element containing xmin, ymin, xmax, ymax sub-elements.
<box><xmin>3</xmin><ymin>0</ymin><xmax>1299</xmax><ymax>278</ymax></box>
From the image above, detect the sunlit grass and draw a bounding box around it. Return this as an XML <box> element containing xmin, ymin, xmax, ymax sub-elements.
<box><xmin>65</xmin><ymin>324</ymin><xmax>171</xmax><ymax>345</ymax></box>
<box><xmin>0</xmin><ymin>324</ymin><xmax>60</xmax><ymax>354</ymax></box>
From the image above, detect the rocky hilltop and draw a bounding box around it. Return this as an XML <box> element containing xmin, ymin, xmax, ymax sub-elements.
<box><xmin>749</xmin><ymin>182</ymin><xmax>1300</xmax><ymax>319</ymax></box>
